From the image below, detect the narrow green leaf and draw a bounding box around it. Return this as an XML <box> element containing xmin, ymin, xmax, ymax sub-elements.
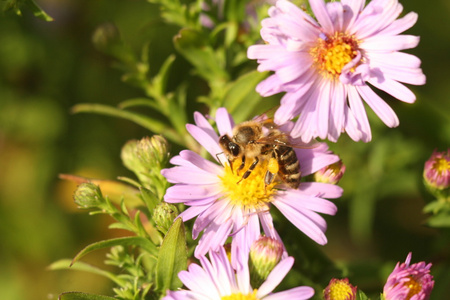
<box><xmin>155</xmin><ymin>218</ymin><xmax>187</xmax><ymax>292</ymax></box>
<box><xmin>71</xmin><ymin>237</ymin><xmax>158</xmax><ymax>266</ymax></box>
<box><xmin>71</xmin><ymin>103</ymin><xmax>182</xmax><ymax>145</ymax></box>
<box><xmin>24</xmin><ymin>0</ymin><xmax>53</xmax><ymax>21</ymax></box>
<box><xmin>140</xmin><ymin>187</ymin><xmax>160</xmax><ymax>212</ymax></box>
<box><xmin>173</xmin><ymin>28</ymin><xmax>229</xmax><ymax>83</ymax></box>
<box><xmin>49</xmin><ymin>259</ymin><xmax>121</xmax><ymax>285</ymax></box>
<box><xmin>59</xmin><ymin>292</ymin><xmax>116</xmax><ymax>300</ymax></box>
<box><xmin>223</xmin><ymin>71</ymin><xmax>267</xmax><ymax>112</ymax></box>
<box><xmin>118</xmin><ymin>98</ymin><xmax>157</xmax><ymax>110</ymax></box>
<box><xmin>152</xmin><ymin>54</ymin><xmax>176</xmax><ymax>97</ymax></box>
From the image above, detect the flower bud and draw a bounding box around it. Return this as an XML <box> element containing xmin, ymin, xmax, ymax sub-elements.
<box><xmin>249</xmin><ymin>236</ymin><xmax>283</xmax><ymax>287</ymax></box>
<box><xmin>152</xmin><ymin>202</ymin><xmax>179</xmax><ymax>235</ymax></box>
<box><xmin>323</xmin><ymin>278</ymin><xmax>357</xmax><ymax>300</ymax></box>
<box><xmin>121</xmin><ymin>136</ymin><xmax>170</xmax><ymax>187</ymax></box>
<box><xmin>92</xmin><ymin>23</ymin><xmax>122</xmax><ymax>53</ymax></box>
<box><xmin>423</xmin><ymin>149</ymin><xmax>449</xmax><ymax>198</ymax></box>
<box><xmin>383</xmin><ymin>253</ymin><xmax>434</xmax><ymax>300</ymax></box>
<box><xmin>314</xmin><ymin>160</ymin><xmax>346</xmax><ymax>185</ymax></box>
<box><xmin>136</xmin><ymin>135</ymin><xmax>170</xmax><ymax>170</ymax></box>
<box><xmin>73</xmin><ymin>182</ymin><xmax>104</xmax><ymax>208</ymax></box>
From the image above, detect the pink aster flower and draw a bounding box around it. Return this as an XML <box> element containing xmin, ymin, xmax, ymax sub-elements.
<box><xmin>383</xmin><ymin>252</ymin><xmax>434</xmax><ymax>300</ymax></box>
<box><xmin>247</xmin><ymin>0</ymin><xmax>426</xmax><ymax>142</ymax></box>
<box><xmin>163</xmin><ymin>246</ymin><xmax>315</xmax><ymax>300</ymax></box>
<box><xmin>161</xmin><ymin>108</ymin><xmax>342</xmax><ymax>260</ymax></box>
<box><xmin>423</xmin><ymin>149</ymin><xmax>450</xmax><ymax>191</ymax></box>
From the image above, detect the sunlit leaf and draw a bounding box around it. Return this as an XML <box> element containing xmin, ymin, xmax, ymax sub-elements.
<box><xmin>173</xmin><ymin>28</ymin><xmax>229</xmax><ymax>84</ymax></box>
<box><xmin>155</xmin><ymin>218</ymin><xmax>187</xmax><ymax>292</ymax></box>
<box><xmin>71</xmin><ymin>237</ymin><xmax>158</xmax><ymax>266</ymax></box>
<box><xmin>71</xmin><ymin>103</ymin><xmax>182</xmax><ymax>145</ymax></box>
<box><xmin>59</xmin><ymin>292</ymin><xmax>116</xmax><ymax>300</ymax></box>
<box><xmin>49</xmin><ymin>259</ymin><xmax>121</xmax><ymax>286</ymax></box>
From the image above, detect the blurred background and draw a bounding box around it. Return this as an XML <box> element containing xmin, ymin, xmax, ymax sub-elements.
<box><xmin>0</xmin><ymin>0</ymin><xmax>449</xmax><ymax>299</ymax></box>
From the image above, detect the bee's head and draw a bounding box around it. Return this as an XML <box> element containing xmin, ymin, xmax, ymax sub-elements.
<box><xmin>219</xmin><ymin>135</ymin><xmax>240</xmax><ymax>158</ymax></box>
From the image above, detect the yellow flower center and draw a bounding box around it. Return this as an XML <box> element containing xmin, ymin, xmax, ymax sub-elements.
<box><xmin>221</xmin><ymin>290</ymin><xmax>259</xmax><ymax>300</ymax></box>
<box><xmin>432</xmin><ymin>157</ymin><xmax>450</xmax><ymax>175</ymax></box>
<box><xmin>404</xmin><ymin>276</ymin><xmax>422</xmax><ymax>300</ymax></box>
<box><xmin>310</xmin><ymin>32</ymin><xmax>360</xmax><ymax>79</ymax></box>
<box><xmin>327</xmin><ymin>279</ymin><xmax>354</xmax><ymax>300</ymax></box>
<box><xmin>220</xmin><ymin>159</ymin><xmax>277</xmax><ymax>210</ymax></box>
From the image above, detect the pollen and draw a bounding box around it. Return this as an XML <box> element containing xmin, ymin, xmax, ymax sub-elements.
<box><xmin>310</xmin><ymin>32</ymin><xmax>360</xmax><ymax>79</ymax></box>
<box><xmin>220</xmin><ymin>159</ymin><xmax>277</xmax><ymax>210</ymax></box>
<box><xmin>404</xmin><ymin>276</ymin><xmax>422</xmax><ymax>300</ymax></box>
<box><xmin>324</xmin><ymin>278</ymin><xmax>357</xmax><ymax>300</ymax></box>
<box><xmin>221</xmin><ymin>290</ymin><xmax>259</xmax><ymax>300</ymax></box>
<box><xmin>432</xmin><ymin>156</ymin><xmax>450</xmax><ymax>175</ymax></box>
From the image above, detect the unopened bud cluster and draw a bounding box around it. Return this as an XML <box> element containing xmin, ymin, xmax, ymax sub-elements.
<box><xmin>153</xmin><ymin>202</ymin><xmax>179</xmax><ymax>235</ymax></box>
<box><xmin>74</xmin><ymin>182</ymin><xmax>104</xmax><ymax>209</ymax></box>
<box><xmin>248</xmin><ymin>236</ymin><xmax>283</xmax><ymax>288</ymax></box>
<box><xmin>121</xmin><ymin>135</ymin><xmax>170</xmax><ymax>188</ymax></box>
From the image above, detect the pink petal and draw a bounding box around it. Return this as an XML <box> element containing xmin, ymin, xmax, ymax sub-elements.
<box><xmin>194</xmin><ymin>219</ymin><xmax>233</xmax><ymax>258</ymax></box>
<box><xmin>361</xmin><ymin>35</ymin><xmax>420</xmax><ymax>51</ymax></box>
<box><xmin>378</xmin><ymin>12</ymin><xmax>418</xmax><ymax>36</ymax></box>
<box><xmin>309</xmin><ymin>0</ymin><xmax>335</xmax><ymax>33</ymax></box>
<box><xmin>162</xmin><ymin>167</ymin><xmax>220</xmax><ymax>184</ymax></box>
<box><xmin>257</xmin><ymin>257</ymin><xmax>294</xmax><ymax>297</ymax></box>
<box><xmin>356</xmin><ymin>85</ymin><xmax>399</xmax><ymax>128</ymax></box>
<box><xmin>165</xmin><ymin>184</ymin><xmax>221</xmax><ymax>200</ymax></box>
<box><xmin>186</xmin><ymin>124</ymin><xmax>223</xmax><ymax>160</ymax></box>
<box><xmin>368</xmin><ymin>77</ymin><xmax>416</xmax><ymax>103</ymax></box>
<box><xmin>215</xmin><ymin>107</ymin><xmax>235</xmax><ymax>136</ymax></box>
<box><xmin>347</xmin><ymin>86</ymin><xmax>372</xmax><ymax>141</ymax></box>
<box><xmin>179</xmin><ymin>150</ymin><xmax>223</xmax><ymax>175</ymax></box>
<box><xmin>272</xmin><ymin>199</ymin><xmax>328</xmax><ymax>245</ymax></box>
<box><xmin>263</xmin><ymin>286</ymin><xmax>315</xmax><ymax>300</ymax></box>
<box><xmin>299</xmin><ymin>182</ymin><xmax>343</xmax><ymax>199</ymax></box>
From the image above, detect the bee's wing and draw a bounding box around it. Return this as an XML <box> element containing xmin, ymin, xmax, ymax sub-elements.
<box><xmin>255</xmin><ymin>134</ymin><xmax>319</xmax><ymax>149</ymax></box>
<box><xmin>251</xmin><ymin>106</ymin><xmax>279</xmax><ymax>124</ymax></box>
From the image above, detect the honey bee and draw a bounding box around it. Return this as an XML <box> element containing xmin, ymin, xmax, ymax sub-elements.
<box><xmin>218</xmin><ymin>115</ymin><xmax>311</xmax><ymax>189</ymax></box>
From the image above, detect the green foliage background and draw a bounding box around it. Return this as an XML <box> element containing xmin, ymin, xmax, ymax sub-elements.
<box><xmin>0</xmin><ymin>0</ymin><xmax>449</xmax><ymax>299</ymax></box>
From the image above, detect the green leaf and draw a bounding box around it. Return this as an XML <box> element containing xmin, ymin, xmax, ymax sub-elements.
<box><xmin>2</xmin><ymin>0</ymin><xmax>53</xmax><ymax>21</ymax></box>
<box><xmin>23</xmin><ymin>0</ymin><xmax>53</xmax><ymax>21</ymax></box>
<box><xmin>425</xmin><ymin>211</ymin><xmax>450</xmax><ymax>228</ymax></box>
<box><xmin>356</xmin><ymin>290</ymin><xmax>370</xmax><ymax>300</ymax></box>
<box><xmin>49</xmin><ymin>259</ymin><xmax>122</xmax><ymax>286</ymax></box>
<box><xmin>173</xmin><ymin>28</ymin><xmax>229</xmax><ymax>84</ymax></box>
<box><xmin>152</xmin><ymin>54</ymin><xmax>176</xmax><ymax>98</ymax></box>
<box><xmin>118</xmin><ymin>98</ymin><xmax>157</xmax><ymax>110</ymax></box>
<box><xmin>71</xmin><ymin>237</ymin><xmax>158</xmax><ymax>266</ymax></box>
<box><xmin>71</xmin><ymin>103</ymin><xmax>182</xmax><ymax>145</ymax></box>
<box><xmin>222</xmin><ymin>70</ymin><xmax>268</xmax><ymax>121</ymax></box>
<box><xmin>59</xmin><ymin>292</ymin><xmax>116</xmax><ymax>300</ymax></box>
<box><xmin>155</xmin><ymin>218</ymin><xmax>187</xmax><ymax>292</ymax></box>
<box><xmin>140</xmin><ymin>187</ymin><xmax>160</xmax><ymax>212</ymax></box>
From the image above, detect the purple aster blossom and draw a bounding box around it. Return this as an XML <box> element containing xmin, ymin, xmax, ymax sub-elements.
<box><xmin>163</xmin><ymin>246</ymin><xmax>315</xmax><ymax>300</ymax></box>
<box><xmin>161</xmin><ymin>108</ymin><xmax>342</xmax><ymax>261</ymax></box>
<box><xmin>383</xmin><ymin>252</ymin><xmax>434</xmax><ymax>300</ymax></box>
<box><xmin>423</xmin><ymin>149</ymin><xmax>450</xmax><ymax>191</ymax></box>
<box><xmin>247</xmin><ymin>0</ymin><xmax>425</xmax><ymax>142</ymax></box>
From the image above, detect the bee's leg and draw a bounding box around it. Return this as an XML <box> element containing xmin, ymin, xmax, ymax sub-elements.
<box><xmin>237</xmin><ymin>157</ymin><xmax>259</xmax><ymax>184</ymax></box>
<box><xmin>236</xmin><ymin>155</ymin><xmax>246</xmax><ymax>174</ymax></box>
<box><xmin>264</xmin><ymin>153</ymin><xmax>279</xmax><ymax>192</ymax></box>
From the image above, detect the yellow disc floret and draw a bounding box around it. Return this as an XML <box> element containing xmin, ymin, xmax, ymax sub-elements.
<box><xmin>404</xmin><ymin>276</ymin><xmax>422</xmax><ymax>300</ymax></box>
<box><xmin>221</xmin><ymin>290</ymin><xmax>259</xmax><ymax>300</ymax></box>
<box><xmin>220</xmin><ymin>159</ymin><xmax>277</xmax><ymax>210</ymax></box>
<box><xmin>310</xmin><ymin>32</ymin><xmax>360</xmax><ymax>79</ymax></box>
